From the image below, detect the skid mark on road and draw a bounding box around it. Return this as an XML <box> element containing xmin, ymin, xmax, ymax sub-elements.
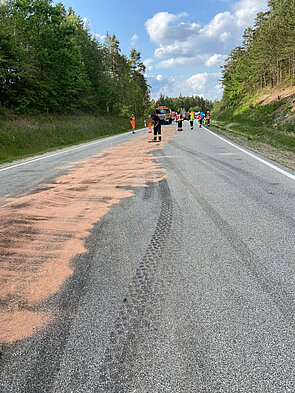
<box><xmin>0</xmin><ymin>128</ymin><xmax>177</xmax><ymax>344</ymax></box>
<box><xmin>142</xmin><ymin>180</ymin><xmax>155</xmax><ymax>200</ymax></box>
<box><xmin>96</xmin><ymin>179</ymin><xmax>176</xmax><ymax>391</ymax></box>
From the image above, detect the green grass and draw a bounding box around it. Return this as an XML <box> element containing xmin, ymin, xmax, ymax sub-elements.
<box><xmin>212</xmin><ymin>101</ymin><xmax>295</xmax><ymax>152</ymax></box>
<box><xmin>0</xmin><ymin>113</ymin><xmax>145</xmax><ymax>164</ymax></box>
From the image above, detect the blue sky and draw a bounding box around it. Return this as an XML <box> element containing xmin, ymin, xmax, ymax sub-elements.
<box><xmin>54</xmin><ymin>0</ymin><xmax>268</xmax><ymax>101</ymax></box>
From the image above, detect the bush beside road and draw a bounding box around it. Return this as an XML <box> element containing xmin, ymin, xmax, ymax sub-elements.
<box><xmin>211</xmin><ymin>92</ymin><xmax>295</xmax><ymax>171</ymax></box>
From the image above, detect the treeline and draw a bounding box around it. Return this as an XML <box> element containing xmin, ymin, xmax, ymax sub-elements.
<box><xmin>221</xmin><ymin>0</ymin><xmax>295</xmax><ymax>107</ymax></box>
<box><xmin>150</xmin><ymin>94</ymin><xmax>213</xmax><ymax>113</ymax></box>
<box><xmin>0</xmin><ymin>0</ymin><xmax>149</xmax><ymax>115</ymax></box>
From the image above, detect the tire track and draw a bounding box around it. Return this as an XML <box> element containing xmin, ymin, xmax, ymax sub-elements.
<box><xmin>96</xmin><ymin>179</ymin><xmax>176</xmax><ymax>391</ymax></box>
<box><xmin>142</xmin><ymin>181</ymin><xmax>155</xmax><ymax>201</ymax></box>
<box><xmin>0</xmin><ymin>179</ymin><xmax>178</xmax><ymax>393</ymax></box>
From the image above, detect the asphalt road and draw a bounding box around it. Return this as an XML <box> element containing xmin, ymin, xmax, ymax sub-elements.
<box><xmin>1</xmin><ymin>122</ymin><xmax>295</xmax><ymax>392</ymax></box>
<box><xmin>0</xmin><ymin>130</ymin><xmax>143</xmax><ymax>200</ymax></box>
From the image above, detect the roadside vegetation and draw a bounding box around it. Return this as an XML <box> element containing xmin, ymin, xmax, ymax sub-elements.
<box><xmin>0</xmin><ymin>0</ymin><xmax>149</xmax><ymax>116</ymax></box>
<box><xmin>221</xmin><ymin>0</ymin><xmax>295</xmax><ymax>107</ymax></box>
<box><xmin>212</xmin><ymin>0</ymin><xmax>295</xmax><ymax>159</ymax></box>
<box><xmin>0</xmin><ymin>113</ymin><xmax>146</xmax><ymax>163</ymax></box>
<box><xmin>212</xmin><ymin>93</ymin><xmax>295</xmax><ymax>152</ymax></box>
<box><xmin>0</xmin><ymin>0</ymin><xmax>151</xmax><ymax>163</ymax></box>
<box><xmin>149</xmin><ymin>94</ymin><xmax>213</xmax><ymax>113</ymax></box>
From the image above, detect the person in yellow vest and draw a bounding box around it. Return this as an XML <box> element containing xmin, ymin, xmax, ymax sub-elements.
<box><xmin>177</xmin><ymin>113</ymin><xmax>183</xmax><ymax>131</ymax></box>
<box><xmin>189</xmin><ymin>111</ymin><xmax>195</xmax><ymax>129</ymax></box>
<box><xmin>147</xmin><ymin>113</ymin><xmax>152</xmax><ymax>133</ymax></box>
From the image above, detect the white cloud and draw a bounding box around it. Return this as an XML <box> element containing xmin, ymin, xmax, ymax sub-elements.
<box><xmin>234</xmin><ymin>0</ymin><xmax>268</xmax><ymax>27</ymax></box>
<box><xmin>145</xmin><ymin>12</ymin><xmax>200</xmax><ymax>44</ymax></box>
<box><xmin>145</xmin><ymin>1</ymin><xmax>267</xmax><ymax>100</ymax></box>
<box><xmin>220</xmin><ymin>32</ymin><xmax>231</xmax><ymax>42</ymax></box>
<box><xmin>131</xmin><ymin>33</ymin><xmax>139</xmax><ymax>46</ymax></box>
<box><xmin>156</xmin><ymin>55</ymin><xmax>208</xmax><ymax>69</ymax></box>
<box><xmin>145</xmin><ymin>12</ymin><xmax>181</xmax><ymax>43</ymax></box>
<box><xmin>205</xmin><ymin>54</ymin><xmax>228</xmax><ymax>67</ymax></box>
<box><xmin>143</xmin><ymin>58</ymin><xmax>154</xmax><ymax>66</ymax></box>
<box><xmin>186</xmin><ymin>73</ymin><xmax>208</xmax><ymax>92</ymax></box>
<box><xmin>154</xmin><ymin>42</ymin><xmax>191</xmax><ymax>59</ymax></box>
<box><xmin>145</xmin><ymin>1</ymin><xmax>268</xmax><ymax>71</ymax></box>
<box><xmin>148</xmin><ymin>72</ymin><xmax>222</xmax><ymax>100</ymax></box>
<box><xmin>200</xmin><ymin>11</ymin><xmax>235</xmax><ymax>40</ymax></box>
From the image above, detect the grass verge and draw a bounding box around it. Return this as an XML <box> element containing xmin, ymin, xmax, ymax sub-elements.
<box><xmin>211</xmin><ymin>101</ymin><xmax>295</xmax><ymax>153</ymax></box>
<box><xmin>0</xmin><ymin>114</ymin><xmax>145</xmax><ymax>164</ymax></box>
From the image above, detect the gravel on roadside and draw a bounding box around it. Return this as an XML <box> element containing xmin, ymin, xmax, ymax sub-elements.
<box><xmin>209</xmin><ymin>126</ymin><xmax>295</xmax><ymax>171</ymax></box>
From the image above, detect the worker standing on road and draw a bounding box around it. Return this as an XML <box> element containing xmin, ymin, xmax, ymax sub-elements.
<box><xmin>200</xmin><ymin>111</ymin><xmax>205</xmax><ymax>123</ymax></box>
<box><xmin>206</xmin><ymin>111</ymin><xmax>210</xmax><ymax>127</ymax></box>
<box><xmin>189</xmin><ymin>111</ymin><xmax>195</xmax><ymax>130</ymax></box>
<box><xmin>130</xmin><ymin>114</ymin><xmax>135</xmax><ymax>134</ymax></box>
<box><xmin>197</xmin><ymin>113</ymin><xmax>202</xmax><ymax>128</ymax></box>
<box><xmin>177</xmin><ymin>113</ymin><xmax>183</xmax><ymax>131</ymax></box>
<box><xmin>147</xmin><ymin>113</ymin><xmax>152</xmax><ymax>133</ymax></box>
<box><xmin>151</xmin><ymin>114</ymin><xmax>162</xmax><ymax>141</ymax></box>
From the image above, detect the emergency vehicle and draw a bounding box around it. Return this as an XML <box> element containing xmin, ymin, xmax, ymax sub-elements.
<box><xmin>171</xmin><ymin>112</ymin><xmax>177</xmax><ymax>121</ymax></box>
<box><xmin>155</xmin><ymin>106</ymin><xmax>172</xmax><ymax>124</ymax></box>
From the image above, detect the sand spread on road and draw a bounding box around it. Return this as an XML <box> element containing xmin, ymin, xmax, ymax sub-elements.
<box><xmin>0</xmin><ymin>127</ymin><xmax>176</xmax><ymax>343</ymax></box>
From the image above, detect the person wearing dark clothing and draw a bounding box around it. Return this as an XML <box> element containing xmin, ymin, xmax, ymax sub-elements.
<box><xmin>177</xmin><ymin>113</ymin><xmax>183</xmax><ymax>131</ymax></box>
<box><xmin>197</xmin><ymin>113</ymin><xmax>203</xmax><ymax>128</ymax></box>
<box><xmin>152</xmin><ymin>114</ymin><xmax>162</xmax><ymax>141</ymax></box>
<box><xmin>189</xmin><ymin>111</ymin><xmax>195</xmax><ymax>129</ymax></box>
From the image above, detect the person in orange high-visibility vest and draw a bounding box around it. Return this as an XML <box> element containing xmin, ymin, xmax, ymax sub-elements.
<box><xmin>130</xmin><ymin>114</ymin><xmax>135</xmax><ymax>134</ymax></box>
<box><xmin>206</xmin><ymin>111</ymin><xmax>210</xmax><ymax>126</ymax></box>
<box><xmin>147</xmin><ymin>113</ymin><xmax>152</xmax><ymax>133</ymax></box>
<box><xmin>197</xmin><ymin>113</ymin><xmax>202</xmax><ymax>128</ymax></box>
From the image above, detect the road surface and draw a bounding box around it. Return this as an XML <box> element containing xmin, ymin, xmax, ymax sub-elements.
<box><xmin>0</xmin><ymin>122</ymin><xmax>294</xmax><ymax>392</ymax></box>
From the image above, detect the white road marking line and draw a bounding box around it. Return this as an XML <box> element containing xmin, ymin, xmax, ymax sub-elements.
<box><xmin>205</xmin><ymin>128</ymin><xmax>295</xmax><ymax>181</ymax></box>
<box><xmin>0</xmin><ymin>130</ymin><xmax>144</xmax><ymax>173</ymax></box>
<box><xmin>217</xmin><ymin>153</ymin><xmax>237</xmax><ymax>156</ymax></box>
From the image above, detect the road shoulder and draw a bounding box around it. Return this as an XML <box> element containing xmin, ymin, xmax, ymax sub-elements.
<box><xmin>209</xmin><ymin>125</ymin><xmax>295</xmax><ymax>171</ymax></box>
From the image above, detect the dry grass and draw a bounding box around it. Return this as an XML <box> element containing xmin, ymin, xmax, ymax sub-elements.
<box><xmin>256</xmin><ymin>85</ymin><xmax>295</xmax><ymax>108</ymax></box>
